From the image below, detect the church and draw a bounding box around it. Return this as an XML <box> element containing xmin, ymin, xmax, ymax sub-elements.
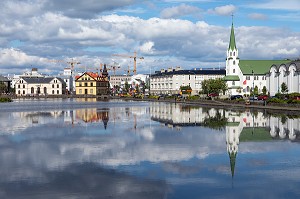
<box><xmin>224</xmin><ymin>22</ymin><xmax>289</xmax><ymax>96</ymax></box>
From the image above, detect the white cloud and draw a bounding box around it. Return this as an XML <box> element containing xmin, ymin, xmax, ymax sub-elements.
<box><xmin>160</xmin><ymin>4</ymin><xmax>201</xmax><ymax>19</ymax></box>
<box><xmin>208</xmin><ymin>4</ymin><xmax>236</xmax><ymax>16</ymax></box>
<box><xmin>248</xmin><ymin>13</ymin><xmax>268</xmax><ymax>20</ymax></box>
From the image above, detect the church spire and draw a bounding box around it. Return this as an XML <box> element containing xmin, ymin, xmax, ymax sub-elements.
<box><xmin>229</xmin><ymin>152</ymin><xmax>237</xmax><ymax>178</ymax></box>
<box><xmin>228</xmin><ymin>16</ymin><xmax>237</xmax><ymax>51</ymax></box>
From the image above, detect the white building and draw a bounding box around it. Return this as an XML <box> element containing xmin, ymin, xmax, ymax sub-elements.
<box><xmin>224</xmin><ymin>22</ymin><xmax>289</xmax><ymax>96</ymax></box>
<box><xmin>7</xmin><ymin>68</ymin><xmax>45</xmax><ymax>89</ymax></box>
<box><xmin>267</xmin><ymin>61</ymin><xmax>300</xmax><ymax>96</ymax></box>
<box><xmin>58</xmin><ymin>68</ymin><xmax>73</xmax><ymax>94</ymax></box>
<box><xmin>110</xmin><ymin>75</ymin><xmax>132</xmax><ymax>88</ymax></box>
<box><xmin>150</xmin><ymin>67</ymin><xmax>225</xmax><ymax>95</ymax></box>
<box><xmin>15</xmin><ymin>77</ymin><xmax>66</xmax><ymax>96</ymax></box>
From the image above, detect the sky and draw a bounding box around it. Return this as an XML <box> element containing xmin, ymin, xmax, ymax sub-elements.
<box><xmin>1</xmin><ymin>0</ymin><xmax>300</xmax><ymax>76</ymax></box>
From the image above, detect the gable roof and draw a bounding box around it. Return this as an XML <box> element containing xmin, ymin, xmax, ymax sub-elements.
<box><xmin>239</xmin><ymin>60</ymin><xmax>291</xmax><ymax>75</ymax></box>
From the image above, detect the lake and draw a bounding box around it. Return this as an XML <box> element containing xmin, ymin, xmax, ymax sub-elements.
<box><xmin>0</xmin><ymin>98</ymin><xmax>300</xmax><ymax>199</ymax></box>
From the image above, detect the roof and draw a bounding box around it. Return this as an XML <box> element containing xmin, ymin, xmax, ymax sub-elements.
<box><xmin>223</xmin><ymin>75</ymin><xmax>240</xmax><ymax>81</ymax></box>
<box><xmin>228</xmin><ymin>23</ymin><xmax>236</xmax><ymax>51</ymax></box>
<box><xmin>271</xmin><ymin>60</ymin><xmax>300</xmax><ymax>72</ymax></box>
<box><xmin>239</xmin><ymin>60</ymin><xmax>290</xmax><ymax>75</ymax></box>
<box><xmin>151</xmin><ymin>69</ymin><xmax>225</xmax><ymax>77</ymax></box>
<box><xmin>0</xmin><ymin>75</ymin><xmax>10</xmax><ymax>82</ymax></box>
<box><xmin>239</xmin><ymin>127</ymin><xmax>272</xmax><ymax>142</ymax></box>
<box><xmin>21</xmin><ymin>77</ymin><xmax>65</xmax><ymax>84</ymax></box>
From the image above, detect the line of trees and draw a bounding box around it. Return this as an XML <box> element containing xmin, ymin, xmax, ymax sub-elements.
<box><xmin>201</xmin><ymin>78</ymin><xmax>227</xmax><ymax>95</ymax></box>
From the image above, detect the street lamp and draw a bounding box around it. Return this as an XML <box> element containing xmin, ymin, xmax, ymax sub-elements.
<box><xmin>252</xmin><ymin>70</ymin><xmax>255</xmax><ymax>102</ymax></box>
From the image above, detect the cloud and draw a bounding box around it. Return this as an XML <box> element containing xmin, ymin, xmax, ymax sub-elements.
<box><xmin>208</xmin><ymin>4</ymin><xmax>236</xmax><ymax>16</ymax></box>
<box><xmin>248</xmin><ymin>13</ymin><xmax>268</xmax><ymax>20</ymax></box>
<box><xmin>246</xmin><ymin>0</ymin><xmax>300</xmax><ymax>11</ymax></box>
<box><xmin>160</xmin><ymin>4</ymin><xmax>201</xmax><ymax>19</ymax></box>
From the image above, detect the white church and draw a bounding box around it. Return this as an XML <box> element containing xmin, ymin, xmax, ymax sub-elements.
<box><xmin>224</xmin><ymin>22</ymin><xmax>290</xmax><ymax>96</ymax></box>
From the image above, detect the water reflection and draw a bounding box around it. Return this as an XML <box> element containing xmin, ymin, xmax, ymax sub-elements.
<box><xmin>1</xmin><ymin>100</ymin><xmax>300</xmax><ymax>198</ymax></box>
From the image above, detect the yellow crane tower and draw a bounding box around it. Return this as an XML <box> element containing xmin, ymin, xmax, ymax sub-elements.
<box><xmin>112</xmin><ymin>51</ymin><xmax>144</xmax><ymax>75</ymax></box>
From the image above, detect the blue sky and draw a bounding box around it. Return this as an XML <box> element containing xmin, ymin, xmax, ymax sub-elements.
<box><xmin>1</xmin><ymin>0</ymin><xmax>300</xmax><ymax>75</ymax></box>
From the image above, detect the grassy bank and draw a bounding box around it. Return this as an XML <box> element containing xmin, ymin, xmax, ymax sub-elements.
<box><xmin>0</xmin><ymin>97</ymin><xmax>12</xmax><ymax>102</ymax></box>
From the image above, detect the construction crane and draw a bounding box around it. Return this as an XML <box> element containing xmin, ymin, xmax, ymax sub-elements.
<box><xmin>124</xmin><ymin>65</ymin><xmax>132</xmax><ymax>76</ymax></box>
<box><xmin>47</xmin><ymin>59</ymin><xmax>81</xmax><ymax>74</ymax></box>
<box><xmin>112</xmin><ymin>51</ymin><xmax>144</xmax><ymax>75</ymax></box>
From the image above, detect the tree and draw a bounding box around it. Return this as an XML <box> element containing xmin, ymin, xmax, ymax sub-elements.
<box><xmin>180</xmin><ymin>85</ymin><xmax>192</xmax><ymax>94</ymax></box>
<box><xmin>201</xmin><ymin>78</ymin><xmax>227</xmax><ymax>95</ymax></box>
<box><xmin>281</xmin><ymin>82</ymin><xmax>288</xmax><ymax>94</ymax></box>
<box><xmin>124</xmin><ymin>81</ymin><xmax>130</xmax><ymax>93</ymax></box>
<box><xmin>262</xmin><ymin>86</ymin><xmax>267</xmax><ymax>95</ymax></box>
<box><xmin>0</xmin><ymin>82</ymin><xmax>7</xmax><ymax>94</ymax></box>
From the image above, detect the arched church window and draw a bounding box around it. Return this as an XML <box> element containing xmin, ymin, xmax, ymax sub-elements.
<box><xmin>233</xmin><ymin>69</ymin><xmax>235</xmax><ymax>73</ymax></box>
<box><xmin>233</xmin><ymin>61</ymin><xmax>235</xmax><ymax>65</ymax></box>
<box><xmin>233</xmin><ymin>52</ymin><xmax>235</xmax><ymax>56</ymax></box>
<box><xmin>230</xmin><ymin>52</ymin><xmax>232</xmax><ymax>56</ymax></box>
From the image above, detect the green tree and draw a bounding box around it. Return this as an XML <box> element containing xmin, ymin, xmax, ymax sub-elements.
<box><xmin>281</xmin><ymin>82</ymin><xmax>288</xmax><ymax>94</ymax></box>
<box><xmin>0</xmin><ymin>82</ymin><xmax>7</xmax><ymax>94</ymax></box>
<box><xmin>201</xmin><ymin>78</ymin><xmax>227</xmax><ymax>95</ymax></box>
<box><xmin>262</xmin><ymin>86</ymin><xmax>267</xmax><ymax>95</ymax></box>
<box><xmin>124</xmin><ymin>81</ymin><xmax>130</xmax><ymax>93</ymax></box>
<box><xmin>180</xmin><ymin>85</ymin><xmax>192</xmax><ymax>94</ymax></box>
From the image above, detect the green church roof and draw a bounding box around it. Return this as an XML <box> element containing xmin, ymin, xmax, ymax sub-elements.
<box><xmin>239</xmin><ymin>127</ymin><xmax>272</xmax><ymax>142</ymax></box>
<box><xmin>223</xmin><ymin>75</ymin><xmax>240</xmax><ymax>81</ymax></box>
<box><xmin>239</xmin><ymin>60</ymin><xmax>290</xmax><ymax>75</ymax></box>
<box><xmin>228</xmin><ymin>23</ymin><xmax>236</xmax><ymax>51</ymax></box>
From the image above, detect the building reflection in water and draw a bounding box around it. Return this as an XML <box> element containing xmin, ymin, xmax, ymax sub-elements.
<box><xmin>75</xmin><ymin>108</ymin><xmax>109</xmax><ymax>129</ymax></box>
<box><xmin>149</xmin><ymin>102</ymin><xmax>300</xmax><ymax>178</ymax></box>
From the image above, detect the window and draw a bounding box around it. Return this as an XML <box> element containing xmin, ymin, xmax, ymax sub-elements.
<box><xmin>233</xmin><ymin>61</ymin><xmax>235</xmax><ymax>65</ymax></box>
<box><xmin>18</xmin><ymin>85</ymin><xmax>20</xmax><ymax>88</ymax></box>
<box><xmin>85</xmin><ymin>83</ymin><xmax>87</xmax><ymax>87</ymax></box>
<box><xmin>23</xmin><ymin>85</ymin><xmax>25</xmax><ymax>88</ymax></box>
<box><xmin>52</xmin><ymin>84</ymin><xmax>54</xmax><ymax>88</ymax></box>
<box><xmin>57</xmin><ymin>90</ymin><xmax>59</xmax><ymax>94</ymax></box>
<box><xmin>79</xmin><ymin>89</ymin><xmax>82</xmax><ymax>94</ymax></box>
<box><xmin>23</xmin><ymin>90</ymin><xmax>25</xmax><ymax>94</ymax></box>
<box><xmin>230</xmin><ymin>52</ymin><xmax>232</xmax><ymax>56</ymax></box>
<box><xmin>90</xmin><ymin>83</ymin><xmax>93</xmax><ymax>87</ymax></box>
<box><xmin>232</xmin><ymin>81</ymin><xmax>235</xmax><ymax>86</ymax></box>
<box><xmin>18</xmin><ymin>90</ymin><xmax>20</xmax><ymax>94</ymax></box>
<box><xmin>79</xmin><ymin>83</ymin><xmax>82</xmax><ymax>87</ymax></box>
<box><xmin>90</xmin><ymin>89</ymin><xmax>93</xmax><ymax>94</ymax></box>
<box><xmin>233</xmin><ymin>69</ymin><xmax>235</xmax><ymax>73</ymax></box>
<box><xmin>233</xmin><ymin>52</ymin><xmax>235</xmax><ymax>56</ymax></box>
<box><xmin>246</xmin><ymin>76</ymin><xmax>250</xmax><ymax>80</ymax></box>
<box><xmin>52</xmin><ymin>90</ymin><xmax>54</xmax><ymax>94</ymax></box>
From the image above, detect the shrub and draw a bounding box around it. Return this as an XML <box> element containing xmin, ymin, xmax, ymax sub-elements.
<box><xmin>0</xmin><ymin>97</ymin><xmax>12</xmax><ymax>102</ymax></box>
<box><xmin>267</xmin><ymin>98</ymin><xmax>286</xmax><ymax>104</ymax></box>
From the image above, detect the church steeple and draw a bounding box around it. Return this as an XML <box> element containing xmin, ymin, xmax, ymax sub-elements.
<box><xmin>229</xmin><ymin>152</ymin><xmax>237</xmax><ymax>178</ymax></box>
<box><xmin>228</xmin><ymin>22</ymin><xmax>237</xmax><ymax>51</ymax></box>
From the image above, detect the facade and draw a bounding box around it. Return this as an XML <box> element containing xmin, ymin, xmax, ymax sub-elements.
<box><xmin>110</xmin><ymin>75</ymin><xmax>132</xmax><ymax>89</ymax></box>
<box><xmin>267</xmin><ymin>61</ymin><xmax>300</xmax><ymax>96</ymax></box>
<box><xmin>150</xmin><ymin>67</ymin><xmax>225</xmax><ymax>95</ymax></box>
<box><xmin>224</xmin><ymin>23</ymin><xmax>289</xmax><ymax>96</ymax></box>
<box><xmin>75</xmin><ymin>65</ymin><xmax>109</xmax><ymax>96</ymax></box>
<box><xmin>15</xmin><ymin>77</ymin><xmax>66</xmax><ymax>96</ymax></box>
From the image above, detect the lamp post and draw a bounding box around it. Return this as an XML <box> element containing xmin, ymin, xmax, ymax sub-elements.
<box><xmin>252</xmin><ymin>70</ymin><xmax>255</xmax><ymax>102</ymax></box>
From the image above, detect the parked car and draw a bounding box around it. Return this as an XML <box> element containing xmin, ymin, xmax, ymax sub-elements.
<box><xmin>257</xmin><ymin>95</ymin><xmax>268</xmax><ymax>100</ymax></box>
<box><xmin>208</xmin><ymin>93</ymin><xmax>219</xmax><ymax>97</ymax></box>
<box><xmin>230</xmin><ymin>95</ymin><xmax>243</xmax><ymax>100</ymax></box>
<box><xmin>249</xmin><ymin>95</ymin><xmax>258</xmax><ymax>101</ymax></box>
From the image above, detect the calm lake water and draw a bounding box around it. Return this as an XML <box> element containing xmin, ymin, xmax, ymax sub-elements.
<box><xmin>1</xmin><ymin>98</ymin><xmax>300</xmax><ymax>199</ymax></box>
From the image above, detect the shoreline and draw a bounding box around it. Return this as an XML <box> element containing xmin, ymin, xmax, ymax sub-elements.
<box><xmin>4</xmin><ymin>95</ymin><xmax>300</xmax><ymax>115</ymax></box>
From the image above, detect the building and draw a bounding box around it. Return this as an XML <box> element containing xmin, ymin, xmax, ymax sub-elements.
<box><xmin>110</xmin><ymin>75</ymin><xmax>132</xmax><ymax>89</ymax></box>
<box><xmin>75</xmin><ymin>65</ymin><xmax>109</xmax><ymax>96</ymax></box>
<box><xmin>0</xmin><ymin>75</ymin><xmax>11</xmax><ymax>93</ymax></box>
<box><xmin>58</xmin><ymin>68</ymin><xmax>73</xmax><ymax>94</ymax></box>
<box><xmin>224</xmin><ymin>22</ymin><xmax>289</xmax><ymax>96</ymax></box>
<box><xmin>267</xmin><ymin>60</ymin><xmax>300</xmax><ymax>96</ymax></box>
<box><xmin>150</xmin><ymin>67</ymin><xmax>225</xmax><ymax>95</ymax></box>
<box><xmin>15</xmin><ymin>77</ymin><xmax>66</xmax><ymax>96</ymax></box>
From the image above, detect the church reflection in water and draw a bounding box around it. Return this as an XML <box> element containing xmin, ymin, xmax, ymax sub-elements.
<box><xmin>149</xmin><ymin>102</ymin><xmax>300</xmax><ymax>177</ymax></box>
